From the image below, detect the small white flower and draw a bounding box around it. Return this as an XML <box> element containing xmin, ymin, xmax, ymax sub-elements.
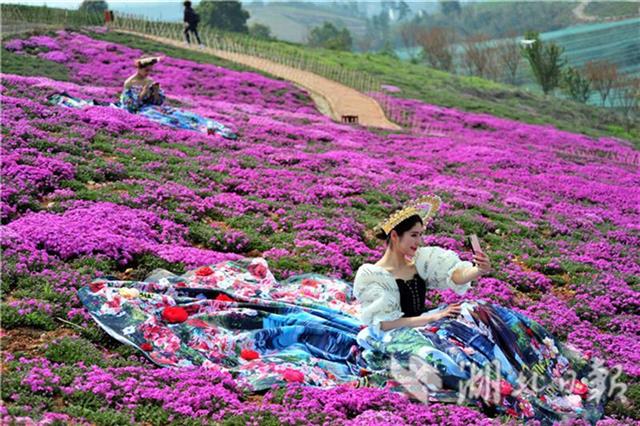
<box><xmin>122</xmin><ymin>325</ymin><xmax>136</xmax><ymax>335</ymax></box>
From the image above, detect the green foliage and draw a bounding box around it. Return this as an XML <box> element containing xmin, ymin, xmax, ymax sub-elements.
<box><xmin>128</xmin><ymin>253</ymin><xmax>186</xmax><ymax>280</ymax></box>
<box><xmin>69</xmin><ymin>256</ymin><xmax>118</xmax><ymax>277</ymax></box>
<box><xmin>521</xmin><ymin>31</ymin><xmax>567</xmax><ymax>95</ymax></box>
<box><xmin>64</xmin><ymin>402</ymin><xmax>133</xmax><ymax>425</ymax></box>
<box><xmin>377</xmin><ymin>40</ymin><xmax>399</xmax><ymax>60</ymax></box>
<box><xmin>414</xmin><ymin>1</ymin><xmax>577</xmax><ymax>40</ymax></box>
<box><xmin>0</xmin><ymin>360</ymin><xmax>27</xmax><ymax>400</ymax></box>
<box><xmin>248</xmin><ymin>23</ymin><xmax>273</xmax><ymax>40</ymax></box>
<box><xmin>134</xmin><ymin>403</ymin><xmax>170</xmax><ymax>426</ymax></box>
<box><xmin>189</xmin><ymin>222</ymin><xmax>217</xmax><ymax>246</ymax></box>
<box><xmin>440</xmin><ymin>0</ymin><xmax>462</xmax><ymax>16</ymax></box>
<box><xmin>307</xmin><ymin>22</ymin><xmax>352</xmax><ymax>51</ymax></box>
<box><xmin>1</xmin><ymin>44</ymin><xmax>70</xmax><ymax>81</ymax></box>
<box><xmin>5</xmin><ymin>394</ymin><xmax>54</xmax><ymax>418</ymax></box>
<box><xmin>78</xmin><ymin>0</ymin><xmax>108</xmax><ymax>15</ymax></box>
<box><xmin>561</xmin><ymin>66</ymin><xmax>592</xmax><ymax>103</ymax></box>
<box><xmin>0</xmin><ymin>258</ymin><xmax>20</xmax><ymax>296</ymax></box>
<box><xmin>221</xmin><ymin>411</ymin><xmax>282</xmax><ymax>426</ymax></box>
<box><xmin>197</xmin><ymin>0</ymin><xmax>250</xmax><ymax>33</ymax></box>
<box><xmin>585</xmin><ymin>1</ymin><xmax>639</xmax><ymax>19</ymax></box>
<box><xmin>605</xmin><ymin>380</ymin><xmax>640</xmax><ymax>419</ymax></box>
<box><xmin>0</xmin><ymin>304</ymin><xmax>56</xmax><ymax>330</ymax></box>
<box><xmin>11</xmin><ymin>276</ymin><xmax>71</xmax><ymax>306</ymax></box>
<box><xmin>45</xmin><ymin>336</ymin><xmax>104</xmax><ymax>366</ymax></box>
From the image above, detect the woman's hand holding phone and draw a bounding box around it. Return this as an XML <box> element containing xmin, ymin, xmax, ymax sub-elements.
<box><xmin>468</xmin><ymin>234</ymin><xmax>492</xmax><ymax>276</ymax></box>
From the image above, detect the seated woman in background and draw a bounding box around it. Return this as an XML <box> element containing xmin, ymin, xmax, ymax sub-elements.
<box><xmin>121</xmin><ymin>56</ymin><xmax>166</xmax><ymax>111</ymax></box>
<box><xmin>50</xmin><ymin>56</ymin><xmax>237</xmax><ymax>139</ymax></box>
<box><xmin>119</xmin><ymin>56</ymin><xmax>236</xmax><ymax>139</ymax></box>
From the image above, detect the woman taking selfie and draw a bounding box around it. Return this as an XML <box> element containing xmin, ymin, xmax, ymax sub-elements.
<box><xmin>79</xmin><ymin>194</ymin><xmax>604</xmax><ymax>423</ymax></box>
<box><xmin>354</xmin><ymin>195</ymin><xmax>601</xmax><ymax>422</ymax></box>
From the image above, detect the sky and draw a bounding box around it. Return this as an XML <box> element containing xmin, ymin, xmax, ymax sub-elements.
<box><xmin>1</xmin><ymin>0</ymin><xmax>478</xmax><ymax>6</ymax></box>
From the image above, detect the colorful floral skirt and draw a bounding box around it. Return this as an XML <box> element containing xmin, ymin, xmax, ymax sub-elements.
<box><xmin>78</xmin><ymin>257</ymin><xmax>605</xmax><ymax>424</ymax></box>
<box><xmin>49</xmin><ymin>93</ymin><xmax>237</xmax><ymax>139</ymax></box>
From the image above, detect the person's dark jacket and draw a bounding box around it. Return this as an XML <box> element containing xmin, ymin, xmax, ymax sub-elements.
<box><xmin>184</xmin><ymin>7</ymin><xmax>199</xmax><ymax>27</ymax></box>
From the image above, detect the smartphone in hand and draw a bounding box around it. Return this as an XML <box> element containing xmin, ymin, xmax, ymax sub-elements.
<box><xmin>467</xmin><ymin>234</ymin><xmax>482</xmax><ymax>255</ymax></box>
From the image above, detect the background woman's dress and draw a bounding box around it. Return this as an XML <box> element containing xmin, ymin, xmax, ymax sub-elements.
<box><xmin>119</xmin><ymin>85</ymin><xmax>237</xmax><ymax>139</ymax></box>
<box><xmin>49</xmin><ymin>86</ymin><xmax>237</xmax><ymax>140</ymax></box>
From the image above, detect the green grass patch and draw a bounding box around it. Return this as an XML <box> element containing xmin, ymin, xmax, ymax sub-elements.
<box><xmin>1</xmin><ymin>43</ymin><xmax>70</xmax><ymax>81</ymax></box>
<box><xmin>0</xmin><ymin>304</ymin><xmax>56</xmax><ymax>330</ymax></box>
<box><xmin>45</xmin><ymin>336</ymin><xmax>104</xmax><ymax>366</ymax></box>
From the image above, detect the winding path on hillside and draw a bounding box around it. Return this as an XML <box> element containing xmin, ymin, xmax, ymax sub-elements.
<box><xmin>573</xmin><ymin>1</ymin><xmax>598</xmax><ymax>22</ymax></box>
<box><xmin>116</xmin><ymin>30</ymin><xmax>401</xmax><ymax>131</ymax></box>
<box><xmin>572</xmin><ymin>0</ymin><xmax>639</xmax><ymax>22</ymax></box>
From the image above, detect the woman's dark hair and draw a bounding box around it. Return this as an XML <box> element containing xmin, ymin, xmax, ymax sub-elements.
<box><xmin>374</xmin><ymin>214</ymin><xmax>423</xmax><ymax>243</ymax></box>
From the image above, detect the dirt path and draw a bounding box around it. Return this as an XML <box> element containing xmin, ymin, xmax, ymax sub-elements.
<box><xmin>116</xmin><ymin>30</ymin><xmax>401</xmax><ymax>131</ymax></box>
<box><xmin>572</xmin><ymin>0</ymin><xmax>639</xmax><ymax>22</ymax></box>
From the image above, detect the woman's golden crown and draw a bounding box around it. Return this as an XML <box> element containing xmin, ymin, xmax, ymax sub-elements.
<box><xmin>135</xmin><ymin>56</ymin><xmax>161</xmax><ymax>68</ymax></box>
<box><xmin>379</xmin><ymin>195</ymin><xmax>442</xmax><ymax>235</ymax></box>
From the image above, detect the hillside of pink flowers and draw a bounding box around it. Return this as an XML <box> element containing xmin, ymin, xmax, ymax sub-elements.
<box><xmin>1</xmin><ymin>29</ymin><xmax>638</xmax><ymax>425</ymax></box>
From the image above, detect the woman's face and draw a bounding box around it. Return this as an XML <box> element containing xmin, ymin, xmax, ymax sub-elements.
<box><xmin>137</xmin><ymin>66</ymin><xmax>151</xmax><ymax>78</ymax></box>
<box><xmin>391</xmin><ymin>221</ymin><xmax>424</xmax><ymax>258</ymax></box>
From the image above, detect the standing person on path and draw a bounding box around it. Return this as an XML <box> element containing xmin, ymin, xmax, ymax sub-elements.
<box><xmin>183</xmin><ymin>1</ymin><xmax>203</xmax><ymax>48</ymax></box>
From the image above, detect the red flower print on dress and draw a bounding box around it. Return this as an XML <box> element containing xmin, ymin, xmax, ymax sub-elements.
<box><xmin>105</xmin><ymin>295</ymin><xmax>121</xmax><ymax>309</ymax></box>
<box><xmin>195</xmin><ymin>266</ymin><xmax>213</xmax><ymax>276</ymax></box>
<box><xmin>240</xmin><ymin>349</ymin><xmax>260</xmax><ymax>361</ymax></box>
<box><xmin>187</xmin><ymin>318</ymin><xmax>211</xmax><ymax>328</ymax></box>
<box><xmin>162</xmin><ymin>306</ymin><xmax>188</xmax><ymax>323</ymax></box>
<box><xmin>140</xmin><ymin>342</ymin><xmax>153</xmax><ymax>351</ymax></box>
<box><xmin>282</xmin><ymin>368</ymin><xmax>304</xmax><ymax>383</ymax></box>
<box><xmin>215</xmin><ymin>294</ymin><xmax>234</xmax><ymax>302</ymax></box>
<box><xmin>301</xmin><ymin>278</ymin><xmax>318</xmax><ymax>288</ymax></box>
<box><xmin>500</xmin><ymin>379</ymin><xmax>513</xmax><ymax>396</ymax></box>
<box><xmin>89</xmin><ymin>281</ymin><xmax>106</xmax><ymax>293</ymax></box>
<box><xmin>572</xmin><ymin>380</ymin><xmax>589</xmax><ymax>398</ymax></box>
<box><xmin>248</xmin><ymin>262</ymin><xmax>267</xmax><ymax>279</ymax></box>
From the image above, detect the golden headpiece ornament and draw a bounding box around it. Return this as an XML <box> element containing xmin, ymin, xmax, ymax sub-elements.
<box><xmin>379</xmin><ymin>195</ymin><xmax>442</xmax><ymax>235</ymax></box>
<box><xmin>135</xmin><ymin>56</ymin><xmax>162</xmax><ymax>68</ymax></box>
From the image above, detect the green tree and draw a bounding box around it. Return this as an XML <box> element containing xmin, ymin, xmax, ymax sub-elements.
<box><xmin>307</xmin><ymin>22</ymin><xmax>352</xmax><ymax>51</ymax></box>
<box><xmin>78</xmin><ymin>0</ymin><xmax>108</xmax><ymax>14</ymax></box>
<box><xmin>561</xmin><ymin>66</ymin><xmax>592</xmax><ymax>103</ymax></box>
<box><xmin>248</xmin><ymin>23</ymin><xmax>273</xmax><ymax>40</ymax></box>
<box><xmin>440</xmin><ymin>0</ymin><xmax>461</xmax><ymax>16</ymax></box>
<box><xmin>197</xmin><ymin>0</ymin><xmax>250</xmax><ymax>33</ymax></box>
<box><xmin>521</xmin><ymin>31</ymin><xmax>567</xmax><ymax>95</ymax></box>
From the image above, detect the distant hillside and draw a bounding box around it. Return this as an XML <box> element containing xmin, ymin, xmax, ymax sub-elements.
<box><xmin>395</xmin><ymin>16</ymin><xmax>639</xmax><ymax>107</ymax></box>
<box><xmin>244</xmin><ymin>2</ymin><xmax>368</xmax><ymax>43</ymax></box>
<box><xmin>2</xmin><ymin>3</ymin><xmax>636</xmax><ymax>144</ymax></box>
<box><xmin>583</xmin><ymin>1</ymin><xmax>639</xmax><ymax>20</ymax></box>
<box><xmin>541</xmin><ymin>17</ymin><xmax>640</xmax><ymax>76</ymax></box>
